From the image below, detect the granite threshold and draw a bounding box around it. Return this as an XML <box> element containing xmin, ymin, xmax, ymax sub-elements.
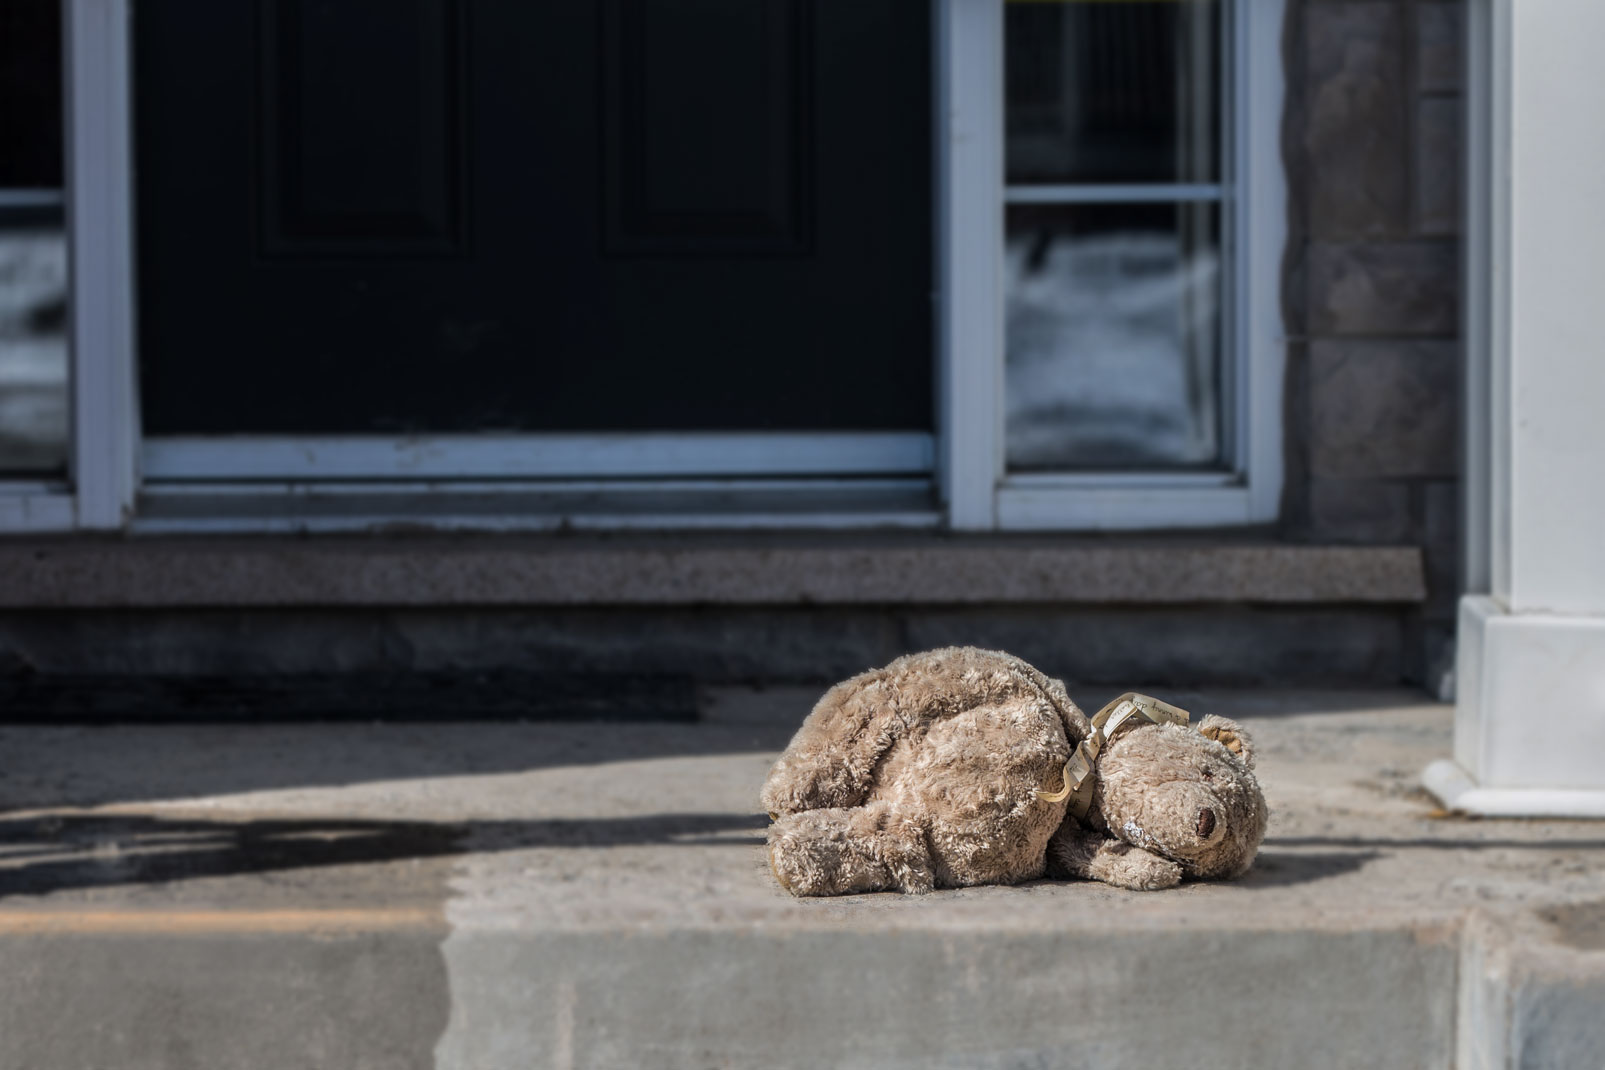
<box><xmin>0</xmin><ymin>532</ymin><xmax>1426</xmax><ymax>609</ymax></box>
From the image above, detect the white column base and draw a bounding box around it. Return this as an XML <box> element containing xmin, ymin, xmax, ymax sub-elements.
<box><xmin>1422</xmin><ymin>595</ymin><xmax>1605</xmax><ymax>816</ymax></box>
<box><xmin>1422</xmin><ymin>758</ymin><xmax>1605</xmax><ymax>818</ymax></box>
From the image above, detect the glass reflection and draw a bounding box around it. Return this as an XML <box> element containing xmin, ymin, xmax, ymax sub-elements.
<box><xmin>1006</xmin><ymin>0</ymin><xmax>1221</xmax><ymax>186</ymax></box>
<box><xmin>1005</xmin><ymin>204</ymin><xmax>1222</xmax><ymax>471</ymax></box>
<box><xmin>0</xmin><ymin>228</ymin><xmax>68</xmax><ymax>476</ymax></box>
<box><xmin>0</xmin><ymin>0</ymin><xmax>68</xmax><ymax>476</ymax></box>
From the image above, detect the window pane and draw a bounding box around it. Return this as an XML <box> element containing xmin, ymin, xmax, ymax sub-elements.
<box><xmin>1004</xmin><ymin>203</ymin><xmax>1223</xmax><ymax>471</ymax></box>
<box><xmin>1006</xmin><ymin>0</ymin><xmax>1220</xmax><ymax>185</ymax></box>
<box><xmin>0</xmin><ymin>0</ymin><xmax>64</xmax><ymax>189</ymax></box>
<box><xmin>0</xmin><ymin>0</ymin><xmax>68</xmax><ymax>476</ymax></box>
<box><xmin>0</xmin><ymin>229</ymin><xmax>69</xmax><ymax>476</ymax></box>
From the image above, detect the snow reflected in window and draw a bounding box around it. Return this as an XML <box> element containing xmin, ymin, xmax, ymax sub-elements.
<box><xmin>0</xmin><ymin>228</ymin><xmax>68</xmax><ymax>476</ymax></box>
<box><xmin>1005</xmin><ymin>205</ymin><xmax>1221</xmax><ymax>471</ymax></box>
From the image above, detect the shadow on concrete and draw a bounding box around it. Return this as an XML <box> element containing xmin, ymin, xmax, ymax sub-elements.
<box><xmin>1153</xmin><ymin>689</ymin><xmax>1442</xmax><ymax>719</ymax></box>
<box><xmin>0</xmin><ymin>716</ymin><xmax>802</xmax><ymax>813</ymax></box>
<box><xmin>0</xmin><ymin>815</ymin><xmax>1415</xmax><ymax>899</ymax></box>
<box><xmin>1266</xmin><ymin>835</ymin><xmax>1605</xmax><ymax>850</ymax></box>
<box><xmin>1240</xmin><ymin>849</ymin><xmax>1378</xmax><ymax>887</ymax></box>
<box><xmin>0</xmin><ymin>671</ymin><xmax>700</xmax><ymax>723</ymax></box>
<box><xmin>0</xmin><ymin>811</ymin><xmax>769</xmax><ymax>899</ymax></box>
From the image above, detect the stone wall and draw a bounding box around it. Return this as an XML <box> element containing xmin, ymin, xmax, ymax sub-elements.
<box><xmin>1282</xmin><ymin>0</ymin><xmax>1463</xmax><ymax>690</ymax></box>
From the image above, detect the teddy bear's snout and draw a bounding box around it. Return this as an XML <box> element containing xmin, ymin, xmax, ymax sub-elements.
<box><xmin>1196</xmin><ymin>807</ymin><xmax>1216</xmax><ymax>839</ymax></box>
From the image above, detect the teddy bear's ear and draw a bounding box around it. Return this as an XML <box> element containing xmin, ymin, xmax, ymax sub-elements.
<box><xmin>1197</xmin><ymin>715</ymin><xmax>1256</xmax><ymax>768</ymax></box>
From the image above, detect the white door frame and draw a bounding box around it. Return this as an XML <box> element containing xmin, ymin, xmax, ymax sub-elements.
<box><xmin>935</xmin><ymin>0</ymin><xmax>1005</xmax><ymax>530</ymax></box>
<box><xmin>59</xmin><ymin>0</ymin><xmax>950</xmax><ymax>531</ymax></box>
<box><xmin>0</xmin><ymin>0</ymin><xmax>138</xmax><ymax>532</ymax></box>
<box><xmin>121</xmin><ymin>0</ymin><xmax>943</xmax><ymax>498</ymax></box>
<box><xmin>50</xmin><ymin>0</ymin><xmax>1285</xmax><ymax>534</ymax></box>
<box><xmin>65</xmin><ymin>0</ymin><xmax>140</xmax><ymax>529</ymax></box>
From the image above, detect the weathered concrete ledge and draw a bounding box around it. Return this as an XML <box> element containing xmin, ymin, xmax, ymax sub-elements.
<box><xmin>0</xmin><ymin>535</ymin><xmax>1426</xmax><ymax>608</ymax></box>
<box><xmin>0</xmin><ymin>692</ymin><xmax>1599</xmax><ymax>1069</ymax></box>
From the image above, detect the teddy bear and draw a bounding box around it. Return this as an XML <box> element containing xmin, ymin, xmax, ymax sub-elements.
<box><xmin>761</xmin><ymin>646</ymin><xmax>1266</xmax><ymax>895</ymax></box>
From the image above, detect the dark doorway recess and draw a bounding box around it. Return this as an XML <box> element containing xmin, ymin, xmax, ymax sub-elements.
<box><xmin>135</xmin><ymin>0</ymin><xmax>933</xmax><ymax>437</ymax></box>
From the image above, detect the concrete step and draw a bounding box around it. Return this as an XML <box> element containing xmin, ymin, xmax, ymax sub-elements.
<box><xmin>0</xmin><ymin>688</ymin><xmax>1601</xmax><ymax>1069</ymax></box>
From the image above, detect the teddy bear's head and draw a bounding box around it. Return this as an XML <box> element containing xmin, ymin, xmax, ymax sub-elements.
<box><xmin>1091</xmin><ymin>715</ymin><xmax>1267</xmax><ymax>880</ymax></box>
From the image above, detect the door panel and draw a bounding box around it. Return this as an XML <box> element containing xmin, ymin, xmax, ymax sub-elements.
<box><xmin>135</xmin><ymin>0</ymin><xmax>933</xmax><ymax>437</ymax></box>
<box><xmin>603</xmin><ymin>0</ymin><xmax>811</xmax><ymax>254</ymax></box>
<box><xmin>259</xmin><ymin>0</ymin><xmax>466</xmax><ymax>254</ymax></box>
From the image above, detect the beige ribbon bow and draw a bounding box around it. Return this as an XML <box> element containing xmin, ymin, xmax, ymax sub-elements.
<box><xmin>1034</xmin><ymin>693</ymin><xmax>1192</xmax><ymax>820</ymax></box>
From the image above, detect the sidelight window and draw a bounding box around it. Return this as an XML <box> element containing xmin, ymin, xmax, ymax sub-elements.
<box><xmin>0</xmin><ymin>0</ymin><xmax>69</xmax><ymax>482</ymax></box>
<box><xmin>1004</xmin><ymin>0</ymin><xmax>1227</xmax><ymax>472</ymax></box>
<box><xmin>944</xmin><ymin>0</ymin><xmax>1285</xmax><ymax>530</ymax></box>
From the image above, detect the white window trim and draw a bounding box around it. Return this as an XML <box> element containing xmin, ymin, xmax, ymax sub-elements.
<box><xmin>936</xmin><ymin>0</ymin><xmax>1006</xmax><ymax>531</ymax></box>
<box><xmin>144</xmin><ymin>432</ymin><xmax>934</xmax><ymax>482</ymax></box>
<box><xmin>34</xmin><ymin>0</ymin><xmax>935</xmax><ymax>533</ymax></box>
<box><xmin>1005</xmin><ymin>184</ymin><xmax>1226</xmax><ymax>205</ymax></box>
<box><xmin>21</xmin><ymin>0</ymin><xmax>1284</xmax><ymax>535</ymax></box>
<box><xmin>0</xmin><ymin>481</ymin><xmax>75</xmax><ymax>530</ymax></box>
<box><xmin>133</xmin><ymin>477</ymin><xmax>941</xmax><ymax>535</ymax></box>
<box><xmin>66</xmin><ymin>0</ymin><xmax>141</xmax><ymax>530</ymax></box>
<box><xmin>940</xmin><ymin>0</ymin><xmax>1287</xmax><ymax>532</ymax></box>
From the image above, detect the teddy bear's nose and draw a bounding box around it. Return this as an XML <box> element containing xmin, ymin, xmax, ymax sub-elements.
<box><xmin>1197</xmin><ymin>807</ymin><xmax>1217</xmax><ymax>838</ymax></box>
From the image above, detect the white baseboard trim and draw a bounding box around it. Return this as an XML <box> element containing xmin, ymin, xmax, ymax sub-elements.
<box><xmin>1423</xmin><ymin>758</ymin><xmax>1605</xmax><ymax>818</ymax></box>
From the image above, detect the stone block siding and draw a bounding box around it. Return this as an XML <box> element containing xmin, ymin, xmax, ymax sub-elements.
<box><xmin>1284</xmin><ymin>0</ymin><xmax>1463</xmax><ymax>688</ymax></box>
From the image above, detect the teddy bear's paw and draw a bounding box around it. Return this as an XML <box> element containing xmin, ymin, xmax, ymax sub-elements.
<box><xmin>766</xmin><ymin>837</ymin><xmax>813</xmax><ymax>896</ymax></box>
<box><xmin>766</xmin><ymin>822</ymin><xmax>842</xmax><ymax>896</ymax></box>
<box><xmin>1045</xmin><ymin>826</ymin><xmax>1100</xmax><ymax>880</ymax></box>
<box><xmin>1092</xmin><ymin>842</ymin><xmax>1184</xmax><ymax>891</ymax></box>
<box><xmin>766</xmin><ymin>806</ymin><xmax>935</xmax><ymax>897</ymax></box>
<box><xmin>1111</xmin><ymin>859</ymin><xmax>1184</xmax><ymax>891</ymax></box>
<box><xmin>886</xmin><ymin>857</ymin><xmax>935</xmax><ymax>895</ymax></box>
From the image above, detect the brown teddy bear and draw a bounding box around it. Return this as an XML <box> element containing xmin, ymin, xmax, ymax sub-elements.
<box><xmin>761</xmin><ymin>647</ymin><xmax>1266</xmax><ymax>895</ymax></box>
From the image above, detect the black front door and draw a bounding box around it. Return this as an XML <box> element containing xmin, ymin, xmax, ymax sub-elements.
<box><xmin>135</xmin><ymin>0</ymin><xmax>933</xmax><ymax>438</ymax></box>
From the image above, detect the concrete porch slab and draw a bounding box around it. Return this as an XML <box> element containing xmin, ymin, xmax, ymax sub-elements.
<box><xmin>0</xmin><ymin>688</ymin><xmax>1600</xmax><ymax>1068</ymax></box>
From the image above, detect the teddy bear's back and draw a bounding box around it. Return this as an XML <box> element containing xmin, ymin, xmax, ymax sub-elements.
<box><xmin>761</xmin><ymin>647</ymin><xmax>1089</xmax><ymax>887</ymax></box>
<box><xmin>861</xmin><ymin>648</ymin><xmax>1085</xmax><ymax>886</ymax></box>
<box><xmin>870</xmin><ymin>647</ymin><xmax>1087</xmax><ymax>737</ymax></box>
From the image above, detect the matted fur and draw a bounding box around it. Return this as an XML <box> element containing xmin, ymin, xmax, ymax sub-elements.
<box><xmin>762</xmin><ymin>647</ymin><xmax>1267</xmax><ymax>895</ymax></box>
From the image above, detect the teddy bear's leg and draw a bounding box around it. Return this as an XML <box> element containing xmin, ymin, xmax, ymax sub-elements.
<box><xmin>760</xmin><ymin>673</ymin><xmax>908</xmax><ymax>818</ymax></box>
<box><xmin>1046</xmin><ymin>823</ymin><xmax>1183</xmax><ymax>891</ymax></box>
<box><xmin>766</xmin><ymin>801</ymin><xmax>934</xmax><ymax>896</ymax></box>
